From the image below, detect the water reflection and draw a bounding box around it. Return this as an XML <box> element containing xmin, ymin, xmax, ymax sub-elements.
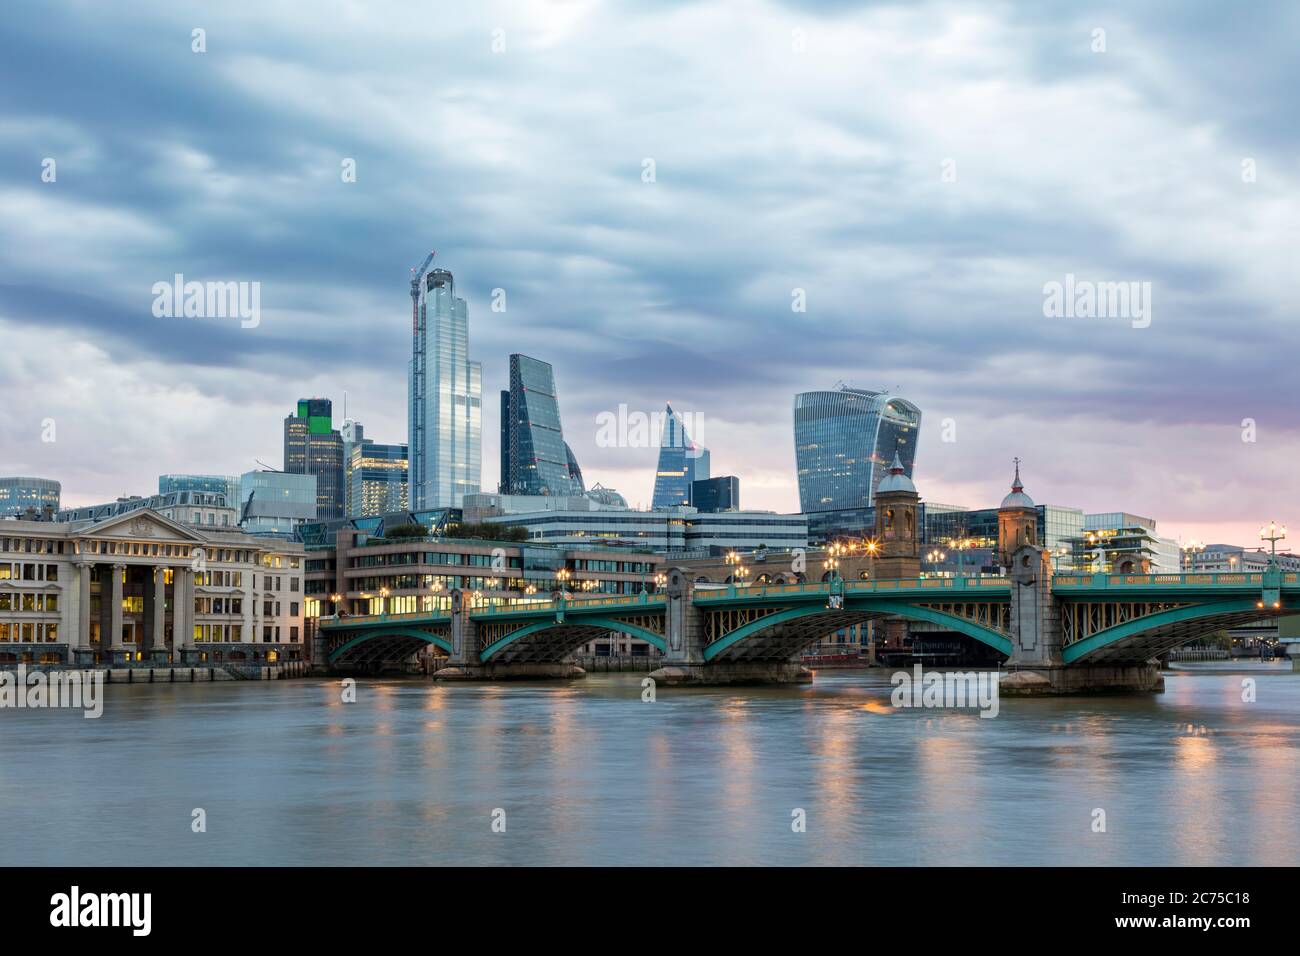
<box><xmin>0</xmin><ymin>666</ymin><xmax>1296</xmax><ymax>866</ymax></box>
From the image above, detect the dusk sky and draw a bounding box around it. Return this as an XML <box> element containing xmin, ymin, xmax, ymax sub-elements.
<box><xmin>2</xmin><ymin>0</ymin><xmax>1297</xmax><ymax>548</ymax></box>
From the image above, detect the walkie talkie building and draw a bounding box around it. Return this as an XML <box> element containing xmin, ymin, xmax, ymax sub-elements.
<box><xmin>793</xmin><ymin>386</ymin><xmax>921</xmax><ymax>513</ymax></box>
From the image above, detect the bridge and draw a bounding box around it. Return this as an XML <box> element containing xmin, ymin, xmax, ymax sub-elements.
<box><xmin>316</xmin><ymin>543</ymin><xmax>1300</xmax><ymax>693</ymax></box>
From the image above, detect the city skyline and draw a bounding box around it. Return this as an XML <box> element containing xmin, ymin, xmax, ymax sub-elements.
<box><xmin>3</xmin><ymin>3</ymin><xmax>1299</xmax><ymax>548</ymax></box>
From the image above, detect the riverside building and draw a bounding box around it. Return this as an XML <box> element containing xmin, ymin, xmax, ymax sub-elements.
<box><xmin>0</xmin><ymin>508</ymin><xmax>305</xmax><ymax>666</ymax></box>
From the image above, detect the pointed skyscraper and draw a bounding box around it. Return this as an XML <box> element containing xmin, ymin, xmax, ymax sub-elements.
<box><xmin>651</xmin><ymin>403</ymin><xmax>710</xmax><ymax>508</ymax></box>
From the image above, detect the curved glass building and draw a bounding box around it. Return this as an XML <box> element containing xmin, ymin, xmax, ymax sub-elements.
<box><xmin>793</xmin><ymin>387</ymin><xmax>921</xmax><ymax>513</ymax></box>
<box><xmin>0</xmin><ymin>477</ymin><xmax>61</xmax><ymax>518</ymax></box>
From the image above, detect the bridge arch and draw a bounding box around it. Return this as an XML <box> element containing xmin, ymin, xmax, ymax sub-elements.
<box><xmin>702</xmin><ymin>600</ymin><xmax>1012</xmax><ymax>662</ymax></box>
<box><xmin>480</xmin><ymin>616</ymin><xmax>667</xmax><ymax>663</ymax></box>
<box><xmin>1062</xmin><ymin>599</ymin><xmax>1278</xmax><ymax>664</ymax></box>
<box><xmin>327</xmin><ymin>627</ymin><xmax>453</xmax><ymax>666</ymax></box>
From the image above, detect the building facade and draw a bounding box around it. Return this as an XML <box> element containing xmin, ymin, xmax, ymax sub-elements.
<box><xmin>651</xmin><ymin>404</ymin><xmax>710</xmax><ymax>508</ymax></box>
<box><xmin>0</xmin><ymin>477</ymin><xmax>61</xmax><ymax>518</ymax></box>
<box><xmin>284</xmin><ymin>398</ymin><xmax>345</xmax><ymax>520</ymax></box>
<box><xmin>409</xmin><ymin>267</ymin><xmax>482</xmax><ymax>510</ymax></box>
<box><xmin>0</xmin><ymin>509</ymin><xmax>305</xmax><ymax>665</ymax></box>
<box><xmin>793</xmin><ymin>386</ymin><xmax>921</xmax><ymax>513</ymax></box>
<box><xmin>348</xmin><ymin>442</ymin><xmax>409</xmax><ymax>517</ymax></box>
<box><xmin>239</xmin><ymin>470</ymin><xmax>318</xmax><ymax>537</ymax></box>
<box><xmin>58</xmin><ymin>491</ymin><xmax>238</xmax><ymax>530</ymax></box>
<box><xmin>158</xmin><ymin>474</ymin><xmax>241</xmax><ymax>502</ymax></box>
<box><xmin>499</xmin><ymin>354</ymin><xmax>583</xmax><ymax>497</ymax></box>
<box><xmin>691</xmin><ymin>475</ymin><xmax>739</xmax><ymax>512</ymax></box>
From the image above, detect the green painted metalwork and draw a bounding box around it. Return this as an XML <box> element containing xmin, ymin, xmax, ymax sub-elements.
<box><xmin>479</xmin><ymin>616</ymin><xmax>667</xmax><ymax>662</ymax></box>
<box><xmin>327</xmin><ymin>626</ymin><xmax>453</xmax><ymax>663</ymax></box>
<box><xmin>701</xmin><ymin>600</ymin><xmax>1012</xmax><ymax>662</ymax></box>
<box><xmin>1061</xmin><ymin>599</ymin><xmax>1262</xmax><ymax>664</ymax></box>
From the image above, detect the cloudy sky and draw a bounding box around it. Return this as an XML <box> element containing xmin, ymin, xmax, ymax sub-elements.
<box><xmin>2</xmin><ymin>0</ymin><xmax>1297</xmax><ymax>547</ymax></box>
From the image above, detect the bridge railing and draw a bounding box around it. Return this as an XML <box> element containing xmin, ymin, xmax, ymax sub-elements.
<box><xmin>1052</xmin><ymin>572</ymin><xmax>1274</xmax><ymax>588</ymax></box>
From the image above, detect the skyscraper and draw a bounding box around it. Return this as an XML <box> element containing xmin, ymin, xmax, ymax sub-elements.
<box><xmin>651</xmin><ymin>403</ymin><xmax>710</xmax><ymax>509</ymax></box>
<box><xmin>409</xmin><ymin>266</ymin><xmax>481</xmax><ymax>509</ymax></box>
<box><xmin>793</xmin><ymin>386</ymin><xmax>921</xmax><ymax>513</ymax></box>
<box><xmin>499</xmin><ymin>354</ymin><xmax>584</xmax><ymax>497</ymax></box>
<box><xmin>284</xmin><ymin>398</ymin><xmax>344</xmax><ymax>520</ymax></box>
<box><xmin>348</xmin><ymin>441</ymin><xmax>409</xmax><ymax>517</ymax></box>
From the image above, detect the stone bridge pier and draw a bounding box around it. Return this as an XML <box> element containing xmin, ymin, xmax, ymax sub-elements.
<box><xmin>1001</xmin><ymin>544</ymin><xmax>1163</xmax><ymax>695</ymax></box>
<box><xmin>434</xmin><ymin>589</ymin><xmax>586</xmax><ymax>681</ymax></box>
<box><xmin>647</xmin><ymin>569</ymin><xmax>813</xmax><ymax>686</ymax></box>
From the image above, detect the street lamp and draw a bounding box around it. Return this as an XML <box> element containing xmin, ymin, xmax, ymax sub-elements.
<box><xmin>329</xmin><ymin>593</ymin><xmax>342</xmax><ymax>618</ymax></box>
<box><xmin>861</xmin><ymin>537</ymin><xmax>880</xmax><ymax>581</ymax></box>
<box><xmin>379</xmin><ymin>586</ymin><xmax>390</xmax><ymax>616</ymax></box>
<box><xmin>824</xmin><ymin>556</ymin><xmax>841</xmax><ymax>580</ymax></box>
<box><xmin>1260</xmin><ymin>522</ymin><xmax>1287</xmax><ymax>563</ymax></box>
<box><xmin>925</xmin><ymin>549</ymin><xmax>946</xmax><ymax>575</ymax></box>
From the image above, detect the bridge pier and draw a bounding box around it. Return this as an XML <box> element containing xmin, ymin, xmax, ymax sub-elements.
<box><xmin>1001</xmin><ymin>545</ymin><xmax>1164</xmax><ymax>695</ymax></box>
<box><xmin>647</xmin><ymin>570</ymin><xmax>813</xmax><ymax>686</ymax></box>
<box><xmin>431</xmin><ymin>589</ymin><xmax>587</xmax><ymax>681</ymax></box>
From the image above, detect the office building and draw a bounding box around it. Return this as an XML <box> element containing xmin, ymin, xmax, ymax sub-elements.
<box><xmin>463</xmin><ymin>492</ymin><xmax>806</xmax><ymax>554</ymax></box>
<box><xmin>58</xmin><ymin>490</ymin><xmax>238</xmax><ymax>529</ymax></box>
<box><xmin>239</xmin><ymin>470</ymin><xmax>318</xmax><ymax>537</ymax></box>
<box><xmin>0</xmin><ymin>477</ymin><xmax>61</xmax><ymax>519</ymax></box>
<box><xmin>0</xmin><ymin>509</ymin><xmax>305</xmax><ymax>666</ymax></box>
<box><xmin>348</xmin><ymin>442</ymin><xmax>409</xmax><ymax>517</ymax></box>
<box><xmin>692</xmin><ymin>475</ymin><xmax>739</xmax><ymax>512</ymax></box>
<box><xmin>1182</xmin><ymin>543</ymin><xmax>1300</xmax><ymax>573</ymax></box>
<box><xmin>793</xmin><ymin>386</ymin><xmax>921</xmax><ymax>513</ymax></box>
<box><xmin>158</xmin><ymin>474</ymin><xmax>241</xmax><ymax>502</ymax></box>
<box><xmin>284</xmin><ymin>398</ymin><xmax>345</xmax><ymax>520</ymax></box>
<box><xmin>651</xmin><ymin>404</ymin><xmax>710</xmax><ymax>508</ymax></box>
<box><xmin>409</xmin><ymin>266</ymin><xmax>482</xmax><ymax>510</ymax></box>
<box><xmin>499</xmin><ymin>354</ymin><xmax>584</xmax><ymax>497</ymax></box>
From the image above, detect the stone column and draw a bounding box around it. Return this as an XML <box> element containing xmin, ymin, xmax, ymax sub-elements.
<box><xmin>242</xmin><ymin>568</ymin><xmax>255</xmax><ymax>644</ymax></box>
<box><xmin>152</xmin><ymin>566</ymin><xmax>167</xmax><ymax>660</ymax></box>
<box><xmin>108</xmin><ymin>563</ymin><xmax>125</xmax><ymax>660</ymax></box>
<box><xmin>75</xmin><ymin>560</ymin><xmax>92</xmax><ymax>660</ymax></box>
<box><xmin>172</xmin><ymin>567</ymin><xmax>191</xmax><ymax>662</ymax></box>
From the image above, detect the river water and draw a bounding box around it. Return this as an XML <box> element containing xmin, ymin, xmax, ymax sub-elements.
<box><xmin>2</xmin><ymin>663</ymin><xmax>1296</xmax><ymax>866</ymax></box>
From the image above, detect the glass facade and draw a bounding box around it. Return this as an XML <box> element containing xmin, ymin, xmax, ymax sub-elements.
<box><xmin>409</xmin><ymin>268</ymin><xmax>482</xmax><ymax>510</ymax></box>
<box><xmin>793</xmin><ymin>387</ymin><xmax>921</xmax><ymax>513</ymax></box>
<box><xmin>0</xmin><ymin>477</ymin><xmax>60</xmax><ymax>518</ymax></box>
<box><xmin>348</xmin><ymin>442</ymin><xmax>409</xmax><ymax>517</ymax></box>
<box><xmin>240</xmin><ymin>470</ymin><xmax>318</xmax><ymax>536</ymax></box>
<box><xmin>651</xmin><ymin>404</ymin><xmax>710</xmax><ymax>509</ymax></box>
<box><xmin>500</xmin><ymin>354</ymin><xmax>583</xmax><ymax>496</ymax></box>
<box><xmin>158</xmin><ymin>474</ymin><xmax>240</xmax><ymax>502</ymax></box>
<box><xmin>691</xmin><ymin>475</ymin><xmax>739</xmax><ymax>512</ymax></box>
<box><xmin>284</xmin><ymin>398</ymin><xmax>345</xmax><ymax>520</ymax></box>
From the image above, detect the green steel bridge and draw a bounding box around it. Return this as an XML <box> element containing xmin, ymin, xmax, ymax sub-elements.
<box><xmin>318</xmin><ymin>564</ymin><xmax>1299</xmax><ymax>686</ymax></box>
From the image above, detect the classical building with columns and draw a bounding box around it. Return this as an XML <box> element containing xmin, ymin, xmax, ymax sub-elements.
<box><xmin>0</xmin><ymin>508</ymin><xmax>305</xmax><ymax>666</ymax></box>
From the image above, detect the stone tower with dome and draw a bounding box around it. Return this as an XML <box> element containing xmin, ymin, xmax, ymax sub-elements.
<box><xmin>997</xmin><ymin>458</ymin><xmax>1038</xmax><ymax>568</ymax></box>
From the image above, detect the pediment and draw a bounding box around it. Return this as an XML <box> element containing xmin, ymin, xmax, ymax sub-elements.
<box><xmin>77</xmin><ymin>509</ymin><xmax>207</xmax><ymax>543</ymax></box>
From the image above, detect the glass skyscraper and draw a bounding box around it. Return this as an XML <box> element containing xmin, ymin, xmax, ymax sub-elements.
<box><xmin>348</xmin><ymin>442</ymin><xmax>409</xmax><ymax>517</ymax></box>
<box><xmin>652</xmin><ymin>404</ymin><xmax>710</xmax><ymax>509</ymax></box>
<box><xmin>793</xmin><ymin>387</ymin><xmax>921</xmax><ymax>513</ymax></box>
<box><xmin>499</xmin><ymin>354</ymin><xmax>583</xmax><ymax>497</ymax></box>
<box><xmin>284</xmin><ymin>398</ymin><xmax>345</xmax><ymax>520</ymax></box>
<box><xmin>409</xmin><ymin>267</ymin><xmax>481</xmax><ymax>509</ymax></box>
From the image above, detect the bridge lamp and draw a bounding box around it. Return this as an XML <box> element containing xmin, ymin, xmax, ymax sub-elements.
<box><xmin>653</xmin><ymin>572</ymin><xmax>667</xmax><ymax>589</ymax></box>
<box><xmin>1260</xmin><ymin>522</ymin><xmax>1287</xmax><ymax>560</ymax></box>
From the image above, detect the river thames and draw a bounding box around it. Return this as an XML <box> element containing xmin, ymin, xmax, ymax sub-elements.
<box><xmin>2</xmin><ymin>663</ymin><xmax>1296</xmax><ymax>866</ymax></box>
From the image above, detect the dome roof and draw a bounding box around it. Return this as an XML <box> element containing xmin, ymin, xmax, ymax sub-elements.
<box><xmin>1000</xmin><ymin>460</ymin><xmax>1035</xmax><ymax>510</ymax></box>
<box><xmin>876</xmin><ymin>452</ymin><xmax>916</xmax><ymax>494</ymax></box>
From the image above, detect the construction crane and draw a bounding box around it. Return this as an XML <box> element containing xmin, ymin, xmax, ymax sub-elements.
<box><xmin>409</xmin><ymin>250</ymin><xmax>436</xmax><ymax>509</ymax></box>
